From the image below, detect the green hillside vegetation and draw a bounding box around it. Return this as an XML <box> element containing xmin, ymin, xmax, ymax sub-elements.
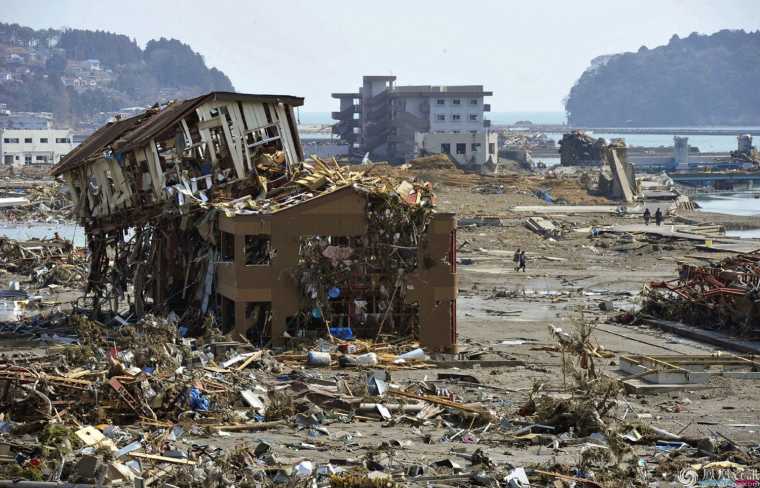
<box><xmin>565</xmin><ymin>29</ymin><xmax>760</xmax><ymax>127</ymax></box>
<box><xmin>0</xmin><ymin>23</ymin><xmax>234</xmax><ymax>124</ymax></box>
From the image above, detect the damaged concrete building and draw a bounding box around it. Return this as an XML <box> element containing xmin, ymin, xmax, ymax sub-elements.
<box><xmin>332</xmin><ymin>75</ymin><xmax>497</xmax><ymax>166</ymax></box>
<box><xmin>50</xmin><ymin>91</ymin><xmax>458</xmax><ymax>351</ymax></box>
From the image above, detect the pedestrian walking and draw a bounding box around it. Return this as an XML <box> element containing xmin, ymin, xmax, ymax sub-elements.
<box><xmin>643</xmin><ymin>208</ymin><xmax>651</xmax><ymax>226</ymax></box>
<box><xmin>517</xmin><ymin>250</ymin><xmax>527</xmax><ymax>272</ymax></box>
<box><xmin>655</xmin><ymin>207</ymin><xmax>663</xmax><ymax>226</ymax></box>
<box><xmin>513</xmin><ymin>248</ymin><xmax>521</xmax><ymax>271</ymax></box>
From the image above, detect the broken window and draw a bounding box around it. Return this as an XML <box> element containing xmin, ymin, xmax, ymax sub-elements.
<box><xmin>220</xmin><ymin>231</ymin><xmax>235</xmax><ymax>262</ymax></box>
<box><xmin>436</xmin><ymin>114</ymin><xmax>446</xmax><ymax>121</ymax></box>
<box><xmin>24</xmin><ymin>138</ymin><xmax>32</xmax><ymax>143</ymax></box>
<box><xmin>245</xmin><ymin>235</ymin><xmax>271</xmax><ymax>265</ymax></box>
<box><xmin>471</xmin><ymin>143</ymin><xmax>481</xmax><ymax>152</ymax></box>
<box><xmin>452</xmin><ymin>114</ymin><xmax>461</xmax><ymax>121</ymax></box>
<box><xmin>441</xmin><ymin>143</ymin><xmax>451</xmax><ymax>154</ymax></box>
<box><xmin>456</xmin><ymin>143</ymin><xmax>466</xmax><ymax>155</ymax></box>
<box><xmin>220</xmin><ymin>295</ymin><xmax>236</xmax><ymax>334</ymax></box>
<box><xmin>244</xmin><ymin>302</ymin><xmax>272</xmax><ymax>343</ymax></box>
<box><xmin>469</xmin><ymin>114</ymin><xmax>478</xmax><ymax>121</ymax></box>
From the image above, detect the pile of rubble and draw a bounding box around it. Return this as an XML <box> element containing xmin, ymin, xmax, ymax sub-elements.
<box><xmin>1</xmin><ymin>314</ymin><xmax>756</xmax><ymax>486</ymax></box>
<box><xmin>0</xmin><ymin>180</ymin><xmax>73</xmax><ymax>223</ymax></box>
<box><xmin>558</xmin><ymin>131</ymin><xmax>607</xmax><ymax>166</ymax></box>
<box><xmin>643</xmin><ymin>250</ymin><xmax>760</xmax><ymax>337</ymax></box>
<box><xmin>0</xmin><ymin>236</ymin><xmax>86</xmax><ymax>288</ymax></box>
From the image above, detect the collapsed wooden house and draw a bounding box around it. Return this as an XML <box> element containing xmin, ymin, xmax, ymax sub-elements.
<box><xmin>51</xmin><ymin>91</ymin><xmax>458</xmax><ymax>351</ymax></box>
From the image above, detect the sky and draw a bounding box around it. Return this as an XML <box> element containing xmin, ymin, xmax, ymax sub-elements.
<box><xmin>3</xmin><ymin>0</ymin><xmax>760</xmax><ymax>113</ymax></box>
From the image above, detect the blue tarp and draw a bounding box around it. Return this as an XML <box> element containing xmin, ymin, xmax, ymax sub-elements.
<box><xmin>189</xmin><ymin>387</ymin><xmax>209</xmax><ymax>411</ymax></box>
<box><xmin>329</xmin><ymin>327</ymin><xmax>354</xmax><ymax>340</ymax></box>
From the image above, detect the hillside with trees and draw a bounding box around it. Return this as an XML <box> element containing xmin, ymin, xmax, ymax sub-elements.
<box><xmin>0</xmin><ymin>23</ymin><xmax>234</xmax><ymax>127</ymax></box>
<box><xmin>565</xmin><ymin>29</ymin><xmax>760</xmax><ymax>127</ymax></box>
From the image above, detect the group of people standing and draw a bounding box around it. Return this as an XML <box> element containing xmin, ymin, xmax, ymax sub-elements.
<box><xmin>643</xmin><ymin>207</ymin><xmax>663</xmax><ymax>226</ymax></box>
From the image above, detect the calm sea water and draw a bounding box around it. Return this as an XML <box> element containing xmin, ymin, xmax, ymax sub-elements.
<box><xmin>297</xmin><ymin>111</ymin><xmax>567</xmax><ymax>125</ymax></box>
<box><xmin>299</xmin><ymin>110</ymin><xmax>742</xmax><ymax>153</ymax></box>
<box><xmin>694</xmin><ymin>191</ymin><xmax>760</xmax><ymax>217</ymax></box>
<box><xmin>545</xmin><ymin>132</ymin><xmax>737</xmax><ymax>153</ymax></box>
<box><xmin>0</xmin><ymin>222</ymin><xmax>85</xmax><ymax>247</ymax></box>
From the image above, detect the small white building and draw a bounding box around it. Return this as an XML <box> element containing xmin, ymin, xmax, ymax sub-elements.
<box><xmin>414</xmin><ymin>131</ymin><xmax>498</xmax><ymax>166</ymax></box>
<box><xmin>0</xmin><ymin>128</ymin><xmax>75</xmax><ymax>166</ymax></box>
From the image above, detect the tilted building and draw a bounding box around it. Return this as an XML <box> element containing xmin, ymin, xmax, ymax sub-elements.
<box><xmin>50</xmin><ymin>91</ymin><xmax>457</xmax><ymax>352</ymax></box>
<box><xmin>332</xmin><ymin>75</ymin><xmax>496</xmax><ymax>166</ymax></box>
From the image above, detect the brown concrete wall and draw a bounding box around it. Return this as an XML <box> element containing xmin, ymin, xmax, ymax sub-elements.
<box><xmin>215</xmin><ymin>187</ymin><xmax>458</xmax><ymax>350</ymax></box>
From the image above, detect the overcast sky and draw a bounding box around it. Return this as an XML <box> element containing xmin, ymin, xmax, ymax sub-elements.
<box><xmin>3</xmin><ymin>0</ymin><xmax>760</xmax><ymax>113</ymax></box>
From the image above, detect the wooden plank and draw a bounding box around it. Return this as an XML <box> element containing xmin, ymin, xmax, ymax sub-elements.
<box><xmin>197</xmin><ymin>117</ymin><xmax>222</xmax><ymax>131</ymax></box>
<box><xmin>643</xmin><ymin>318</ymin><xmax>760</xmax><ymax>355</ymax></box>
<box><xmin>129</xmin><ymin>452</ymin><xmax>196</xmax><ymax>465</ymax></box>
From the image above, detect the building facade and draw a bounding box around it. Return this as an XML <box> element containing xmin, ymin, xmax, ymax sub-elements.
<box><xmin>332</xmin><ymin>75</ymin><xmax>494</xmax><ymax>165</ymax></box>
<box><xmin>50</xmin><ymin>91</ymin><xmax>458</xmax><ymax>352</ymax></box>
<box><xmin>0</xmin><ymin>128</ymin><xmax>74</xmax><ymax>166</ymax></box>
<box><xmin>414</xmin><ymin>131</ymin><xmax>498</xmax><ymax>167</ymax></box>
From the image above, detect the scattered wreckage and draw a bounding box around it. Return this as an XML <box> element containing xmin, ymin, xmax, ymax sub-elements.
<box><xmin>643</xmin><ymin>250</ymin><xmax>760</xmax><ymax>337</ymax></box>
<box><xmin>50</xmin><ymin>91</ymin><xmax>457</xmax><ymax>352</ymax></box>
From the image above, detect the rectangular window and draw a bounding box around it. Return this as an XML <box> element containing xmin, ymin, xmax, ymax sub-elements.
<box><xmin>3</xmin><ymin>155</ymin><xmax>12</xmax><ymax>165</ymax></box>
<box><xmin>456</xmin><ymin>143</ymin><xmax>466</xmax><ymax>155</ymax></box>
<box><xmin>3</xmin><ymin>138</ymin><xmax>19</xmax><ymax>143</ymax></box>
<box><xmin>472</xmin><ymin>143</ymin><xmax>481</xmax><ymax>152</ymax></box>
<box><xmin>55</xmin><ymin>138</ymin><xmax>71</xmax><ymax>144</ymax></box>
<box><xmin>489</xmin><ymin>142</ymin><xmax>496</xmax><ymax>154</ymax></box>
<box><xmin>436</xmin><ymin>99</ymin><xmax>445</xmax><ymax>105</ymax></box>
<box><xmin>40</xmin><ymin>138</ymin><xmax>48</xmax><ymax>143</ymax></box>
<box><xmin>245</xmin><ymin>235</ymin><xmax>271</xmax><ymax>265</ymax></box>
<box><xmin>441</xmin><ymin>143</ymin><xmax>451</xmax><ymax>154</ymax></box>
<box><xmin>35</xmin><ymin>155</ymin><xmax>48</xmax><ymax>161</ymax></box>
<box><xmin>469</xmin><ymin>114</ymin><xmax>478</xmax><ymax>121</ymax></box>
<box><xmin>452</xmin><ymin>114</ymin><xmax>461</xmax><ymax>121</ymax></box>
<box><xmin>452</xmin><ymin>99</ymin><xmax>461</xmax><ymax>105</ymax></box>
<box><xmin>220</xmin><ymin>231</ymin><xmax>235</xmax><ymax>262</ymax></box>
<box><xmin>470</xmin><ymin>99</ymin><xmax>478</xmax><ymax>105</ymax></box>
<box><xmin>436</xmin><ymin>114</ymin><xmax>446</xmax><ymax>121</ymax></box>
<box><xmin>24</xmin><ymin>138</ymin><xmax>32</xmax><ymax>143</ymax></box>
<box><xmin>24</xmin><ymin>155</ymin><xmax>32</xmax><ymax>165</ymax></box>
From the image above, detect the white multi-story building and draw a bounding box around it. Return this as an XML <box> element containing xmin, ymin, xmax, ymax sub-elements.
<box><xmin>332</xmin><ymin>75</ymin><xmax>495</xmax><ymax>165</ymax></box>
<box><xmin>0</xmin><ymin>128</ymin><xmax>75</xmax><ymax>166</ymax></box>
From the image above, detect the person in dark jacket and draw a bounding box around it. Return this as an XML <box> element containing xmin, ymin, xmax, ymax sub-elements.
<box><xmin>517</xmin><ymin>250</ymin><xmax>527</xmax><ymax>272</ymax></box>
<box><xmin>643</xmin><ymin>208</ymin><xmax>651</xmax><ymax>225</ymax></box>
<box><xmin>513</xmin><ymin>248</ymin><xmax>521</xmax><ymax>271</ymax></box>
<box><xmin>655</xmin><ymin>208</ymin><xmax>663</xmax><ymax>226</ymax></box>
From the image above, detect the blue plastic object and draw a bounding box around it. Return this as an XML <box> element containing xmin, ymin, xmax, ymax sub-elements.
<box><xmin>329</xmin><ymin>327</ymin><xmax>354</xmax><ymax>340</ymax></box>
<box><xmin>328</xmin><ymin>287</ymin><xmax>341</xmax><ymax>299</ymax></box>
<box><xmin>189</xmin><ymin>387</ymin><xmax>209</xmax><ymax>411</ymax></box>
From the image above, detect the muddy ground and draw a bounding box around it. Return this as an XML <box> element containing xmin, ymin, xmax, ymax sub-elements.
<box><xmin>1</xmin><ymin>169</ymin><xmax>759</xmax><ymax>485</ymax></box>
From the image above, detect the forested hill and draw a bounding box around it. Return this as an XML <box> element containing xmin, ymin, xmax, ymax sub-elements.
<box><xmin>565</xmin><ymin>30</ymin><xmax>760</xmax><ymax>127</ymax></box>
<box><xmin>0</xmin><ymin>23</ymin><xmax>234</xmax><ymax>126</ymax></box>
